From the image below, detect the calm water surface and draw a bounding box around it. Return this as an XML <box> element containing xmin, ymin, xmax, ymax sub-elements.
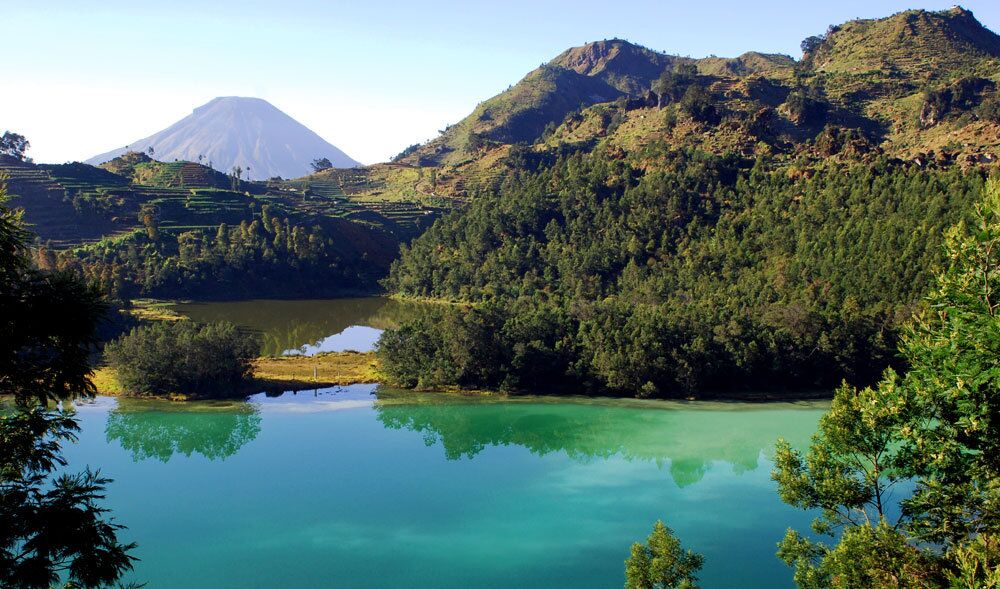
<box><xmin>171</xmin><ymin>297</ymin><xmax>423</xmax><ymax>356</ymax></box>
<box><xmin>65</xmin><ymin>387</ymin><xmax>826</xmax><ymax>588</ymax></box>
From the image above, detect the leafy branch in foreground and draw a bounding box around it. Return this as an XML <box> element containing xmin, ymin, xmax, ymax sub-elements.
<box><xmin>0</xmin><ymin>410</ymin><xmax>137</xmax><ymax>588</ymax></box>
<box><xmin>624</xmin><ymin>520</ymin><xmax>703</xmax><ymax>589</ymax></box>
<box><xmin>0</xmin><ymin>174</ymin><xmax>138</xmax><ymax>588</ymax></box>
<box><xmin>773</xmin><ymin>179</ymin><xmax>1000</xmax><ymax>588</ymax></box>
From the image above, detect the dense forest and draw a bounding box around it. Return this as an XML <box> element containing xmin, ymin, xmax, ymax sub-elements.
<box><xmin>379</xmin><ymin>145</ymin><xmax>989</xmax><ymax>396</ymax></box>
<box><xmin>37</xmin><ymin>206</ymin><xmax>388</xmax><ymax>300</ymax></box>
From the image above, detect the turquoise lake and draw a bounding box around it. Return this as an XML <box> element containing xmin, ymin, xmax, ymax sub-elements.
<box><xmin>64</xmin><ymin>386</ymin><xmax>826</xmax><ymax>588</ymax></box>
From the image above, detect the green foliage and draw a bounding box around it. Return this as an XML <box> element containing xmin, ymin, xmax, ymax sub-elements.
<box><xmin>0</xmin><ymin>178</ymin><xmax>136</xmax><ymax>587</ymax></box>
<box><xmin>381</xmin><ymin>148</ymin><xmax>984</xmax><ymax>396</ymax></box>
<box><xmin>652</xmin><ymin>63</ymin><xmax>698</xmax><ymax>107</ymax></box>
<box><xmin>624</xmin><ymin>520</ymin><xmax>703</xmax><ymax>589</ymax></box>
<box><xmin>784</xmin><ymin>88</ymin><xmax>828</xmax><ymax>126</ymax></box>
<box><xmin>800</xmin><ymin>35</ymin><xmax>825</xmax><ymax>56</ymax></box>
<box><xmin>679</xmin><ymin>85</ymin><xmax>718</xmax><ymax>124</ymax></box>
<box><xmin>0</xmin><ymin>131</ymin><xmax>29</xmax><ymax>161</ymax></box>
<box><xmin>104</xmin><ymin>321</ymin><xmax>260</xmax><ymax>397</ymax></box>
<box><xmin>59</xmin><ymin>208</ymin><xmax>384</xmax><ymax>299</ymax></box>
<box><xmin>920</xmin><ymin>78</ymin><xmax>996</xmax><ymax>127</ymax></box>
<box><xmin>899</xmin><ymin>180</ymin><xmax>1000</xmax><ymax>546</ymax></box>
<box><xmin>777</xmin><ymin>521</ymin><xmax>941</xmax><ymax>589</ymax></box>
<box><xmin>0</xmin><ymin>409</ymin><xmax>138</xmax><ymax>589</ymax></box>
<box><xmin>391</xmin><ymin>143</ymin><xmax>422</xmax><ymax>162</ymax></box>
<box><xmin>311</xmin><ymin>157</ymin><xmax>333</xmax><ymax>172</ymax></box>
<box><xmin>1</xmin><ymin>178</ymin><xmax>107</xmax><ymax>406</ymax></box>
<box><xmin>773</xmin><ymin>374</ymin><xmax>911</xmax><ymax>534</ymax></box>
<box><xmin>771</xmin><ymin>375</ymin><xmax>931</xmax><ymax>587</ymax></box>
<box><xmin>773</xmin><ymin>180</ymin><xmax>1000</xmax><ymax>588</ymax></box>
<box><xmin>946</xmin><ymin>534</ymin><xmax>1000</xmax><ymax>588</ymax></box>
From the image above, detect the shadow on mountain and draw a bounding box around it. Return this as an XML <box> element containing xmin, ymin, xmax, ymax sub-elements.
<box><xmin>374</xmin><ymin>390</ymin><xmax>822</xmax><ymax>487</ymax></box>
<box><xmin>105</xmin><ymin>398</ymin><xmax>262</xmax><ymax>462</ymax></box>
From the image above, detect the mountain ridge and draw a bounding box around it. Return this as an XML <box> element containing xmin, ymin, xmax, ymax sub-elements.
<box><xmin>396</xmin><ymin>5</ymin><xmax>1000</xmax><ymax>186</ymax></box>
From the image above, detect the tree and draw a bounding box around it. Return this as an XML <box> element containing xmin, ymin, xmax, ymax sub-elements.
<box><xmin>311</xmin><ymin>157</ymin><xmax>333</xmax><ymax>172</ymax></box>
<box><xmin>679</xmin><ymin>85</ymin><xmax>718</xmax><ymax>124</ymax></box>
<box><xmin>771</xmin><ymin>375</ymin><xmax>931</xmax><ymax>588</ymax></box>
<box><xmin>899</xmin><ymin>179</ymin><xmax>1000</xmax><ymax>548</ymax></box>
<box><xmin>0</xmin><ymin>131</ymin><xmax>30</xmax><ymax>160</ymax></box>
<box><xmin>230</xmin><ymin>166</ymin><xmax>242</xmax><ymax>191</ymax></box>
<box><xmin>0</xmin><ymin>177</ymin><xmax>137</xmax><ymax>587</ymax></box>
<box><xmin>773</xmin><ymin>179</ymin><xmax>1000</xmax><ymax>588</ymax></box>
<box><xmin>624</xmin><ymin>520</ymin><xmax>703</xmax><ymax>589</ymax></box>
<box><xmin>104</xmin><ymin>320</ymin><xmax>260</xmax><ymax>397</ymax></box>
<box><xmin>784</xmin><ymin>89</ymin><xmax>827</xmax><ymax>126</ymax></box>
<box><xmin>801</xmin><ymin>35</ymin><xmax>824</xmax><ymax>55</ymax></box>
<box><xmin>652</xmin><ymin>63</ymin><xmax>698</xmax><ymax>108</ymax></box>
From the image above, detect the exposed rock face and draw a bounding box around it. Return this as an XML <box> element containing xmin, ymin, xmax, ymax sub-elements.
<box><xmin>87</xmin><ymin>97</ymin><xmax>360</xmax><ymax>180</ymax></box>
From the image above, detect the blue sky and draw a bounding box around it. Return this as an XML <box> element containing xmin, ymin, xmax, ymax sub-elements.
<box><xmin>5</xmin><ymin>0</ymin><xmax>1000</xmax><ymax>164</ymax></box>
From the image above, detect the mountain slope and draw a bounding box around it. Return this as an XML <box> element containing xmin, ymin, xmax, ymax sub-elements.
<box><xmin>399</xmin><ymin>6</ymin><xmax>999</xmax><ymax>196</ymax></box>
<box><xmin>403</xmin><ymin>40</ymin><xmax>672</xmax><ymax>166</ymax></box>
<box><xmin>809</xmin><ymin>6</ymin><xmax>1000</xmax><ymax>81</ymax></box>
<box><xmin>87</xmin><ymin>97</ymin><xmax>360</xmax><ymax>180</ymax></box>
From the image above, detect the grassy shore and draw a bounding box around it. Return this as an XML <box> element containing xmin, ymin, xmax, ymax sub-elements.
<box><xmin>90</xmin><ymin>351</ymin><xmax>380</xmax><ymax>397</ymax></box>
<box><xmin>126</xmin><ymin>298</ymin><xmax>187</xmax><ymax>322</ymax></box>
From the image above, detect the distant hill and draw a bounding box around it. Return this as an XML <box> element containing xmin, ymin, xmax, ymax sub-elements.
<box><xmin>808</xmin><ymin>6</ymin><xmax>1000</xmax><ymax>81</ymax></box>
<box><xmin>404</xmin><ymin>40</ymin><xmax>675</xmax><ymax>166</ymax></box>
<box><xmin>87</xmin><ymin>97</ymin><xmax>361</xmax><ymax>181</ymax></box>
<box><xmin>398</xmin><ymin>6</ymin><xmax>1000</xmax><ymax>180</ymax></box>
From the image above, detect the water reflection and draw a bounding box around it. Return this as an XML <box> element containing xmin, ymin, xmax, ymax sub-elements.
<box><xmin>374</xmin><ymin>390</ymin><xmax>824</xmax><ymax>487</ymax></box>
<box><xmin>172</xmin><ymin>297</ymin><xmax>429</xmax><ymax>356</ymax></box>
<box><xmin>101</xmin><ymin>387</ymin><xmax>824</xmax><ymax>488</ymax></box>
<box><xmin>106</xmin><ymin>397</ymin><xmax>262</xmax><ymax>462</ymax></box>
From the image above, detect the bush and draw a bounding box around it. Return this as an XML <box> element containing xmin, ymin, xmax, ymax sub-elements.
<box><xmin>105</xmin><ymin>321</ymin><xmax>260</xmax><ymax>397</ymax></box>
<box><xmin>784</xmin><ymin>89</ymin><xmax>827</xmax><ymax>125</ymax></box>
<box><xmin>679</xmin><ymin>85</ymin><xmax>719</xmax><ymax>124</ymax></box>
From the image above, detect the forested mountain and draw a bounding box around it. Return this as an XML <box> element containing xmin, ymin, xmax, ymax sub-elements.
<box><xmin>87</xmin><ymin>97</ymin><xmax>360</xmax><ymax>180</ymax></box>
<box><xmin>379</xmin><ymin>147</ymin><xmax>988</xmax><ymax>396</ymax></box>
<box><xmin>377</xmin><ymin>6</ymin><xmax>1000</xmax><ymax>397</ymax></box>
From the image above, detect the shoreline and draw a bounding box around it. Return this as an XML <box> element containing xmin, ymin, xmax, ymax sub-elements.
<box><xmin>90</xmin><ymin>351</ymin><xmax>380</xmax><ymax>399</ymax></box>
<box><xmin>90</xmin><ymin>350</ymin><xmax>833</xmax><ymax>403</ymax></box>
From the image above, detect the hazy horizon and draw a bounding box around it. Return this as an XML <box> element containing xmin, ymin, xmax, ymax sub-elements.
<box><xmin>5</xmin><ymin>0</ymin><xmax>1000</xmax><ymax>166</ymax></box>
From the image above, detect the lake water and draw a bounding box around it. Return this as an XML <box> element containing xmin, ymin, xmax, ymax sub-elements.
<box><xmin>171</xmin><ymin>297</ymin><xmax>423</xmax><ymax>356</ymax></box>
<box><xmin>64</xmin><ymin>387</ymin><xmax>826</xmax><ymax>588</ymax></box>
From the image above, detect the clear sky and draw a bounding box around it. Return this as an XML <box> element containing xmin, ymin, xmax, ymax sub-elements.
<box><xmin>5</xmin><ymin>0</ymin><xmax>1000</xmax><ymax>165</ymax></box>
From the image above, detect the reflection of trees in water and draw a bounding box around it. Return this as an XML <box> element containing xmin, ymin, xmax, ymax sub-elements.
<box><xmin>105</xmin><ymin>399</ymin><xmax>262</xmax><ymax>462</ymax></box>
<box><xmin>374</xmin><ymin>395</ymin><xmax>820</xmax><ymax>487</ymax></box>
<box><xmin>173</xmin><ymin>298</ymin><xmax>434</xmax><ymax>356</ymax></box>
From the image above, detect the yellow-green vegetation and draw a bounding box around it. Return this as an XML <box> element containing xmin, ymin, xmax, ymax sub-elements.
<box><xmin>125</xmin><ymin>298</ymin><xmax>186</xmax><ymax>322</ymax></box>
<box><xmin>91</xmin><ymin>352</ymin><xmax>379</xmax><ymax>397</ymax></box>
<box><xmin>253</xmin><ymin>351</ymin><xmax>379</xmax><ymax>389</ymax></box>
<box><xmin>90</xmin><ymin>365</ymin><xmax>125</xmax><ymax>396</ymax></box>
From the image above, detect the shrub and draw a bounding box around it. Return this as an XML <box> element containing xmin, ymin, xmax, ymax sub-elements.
<box><xmin>105</xmin><ymin>321</ymin><xmax>260</xmax><ymax>397</ymax></box>
<box><xmin>784</xmin><ymin>89</ymin><xmax>827</xmax><ymax>126</ymax></box>
<box><xmin>679</xmin><ymin>85</ymin><xmax>719</xmax><ymax>124</ymax></box>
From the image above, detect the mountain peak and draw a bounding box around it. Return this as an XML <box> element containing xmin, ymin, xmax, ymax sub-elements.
<box><xmin>551</xmin><ymin>39</ymin><xmax>653</xmax><ymax>74</ymax></box>
<box><xmin>87</xmin><ymin>97</ymin><xmax>359</xmax><ymax>179</ymax></box>
<box><xmin>550</xmin><ymin>39</ymin><xmax>674</xmax><ymax>95</ymax></box>
<box><xmin>809</xmin><ymin>5</ymin><xmax>1000</xmax><ymax>79</ymax></box>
